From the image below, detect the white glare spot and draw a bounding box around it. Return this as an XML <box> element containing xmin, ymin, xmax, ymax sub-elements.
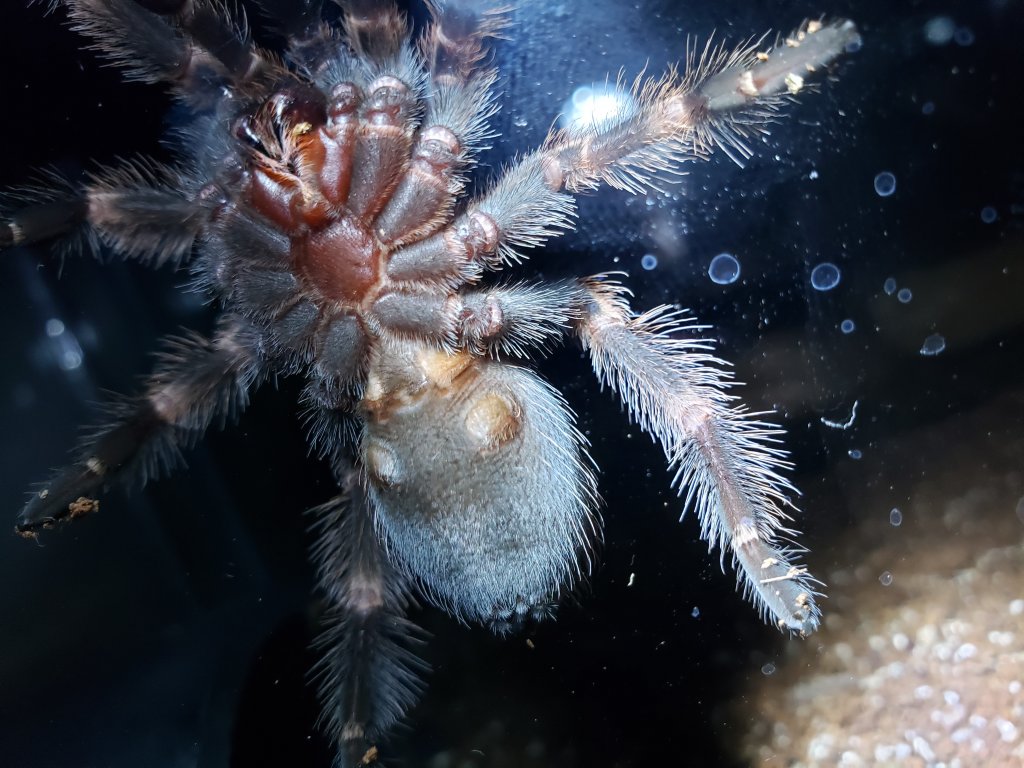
<box><xmin>879</xmin><ymin>571</ymin><xmax>893</xmax><ymax>586</ymax></box>
<box><xmin>840</xmin><ymin>319</ymin><xmax>855</xmax><ymax>334</ymax></box>
<box><xmin>809</xmin><ymin>169</ymin><xmax>819</xmax><ymax>180</ymax></box>
<box><xmin>897</xmin><ymin>287</ymin><xmax>913</xmax><ymax>303</ymax></box>
<box><xmin>560</xmin><ymin>83</ymin><xmax>632</xmax><ymax>131</ymax></box>
<box><xmin>874</xmin><ymin>171</ymin><xmax>897</xmax><ymax>197</ymax></box>
<box><xmin>981</xmin><ymin>206</ymin><xmax>998</xmax><ymax>223</ymax></box>
<box><xmin>691</xmin><ymin>606</ymin><xmax>700</xmax><ymax>618</ymax></box>
<box><xmin>708</xmin><ymin>252</ymin><xmax>741</xmax><ymax>285</ymax></box>
<box><xmin>45</xmin><ymin>319</ymin><xmax>65</xmax><ymax>337</ymax></box>
<box><xmin>641</xmin><ymin>253</ymin><xmax>658</xmax><ymax>271</ymax></box>
<box><xmin>920</xmin><ymin>333</ymin><xmax>946</xmax><ymax>356</ymax></box>
<box><xmin>810</xmin><ymin>262</ymin><xmax>841</xmax><ymax>291</ymax></box>
<box><xmin>924</xmin><ymin>16</ymin><xmax>956</xmax><ymax>46</ymax></box>
<box><xmin>890</xmin><ymin>508</ymin><xmax>903</xmax><ymax>526</ymax></box>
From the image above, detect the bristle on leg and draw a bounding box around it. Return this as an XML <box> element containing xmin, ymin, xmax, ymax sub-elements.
<box><xmin>576</xmin><ymin>278</ymin><xmax>821</xmax><ymax>635</ymax></box>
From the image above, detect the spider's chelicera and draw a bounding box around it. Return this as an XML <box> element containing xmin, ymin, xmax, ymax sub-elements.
<box><xmin>4</xmin><ymin>1</ymin><xmax>858</xmax><ymax>764</ymax></box>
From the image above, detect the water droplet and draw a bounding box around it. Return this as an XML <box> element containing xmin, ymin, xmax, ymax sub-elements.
<box><xmin>924</xmin><ymin>16</ymin><xmax>955</xmax><ymax>46</ymax></box>
<box><xmin>897</xmin><ymin>287</ymin><xmax>913</xmax><ymax>303</ymax></box>
<box><xmin>691</xmin><ymin>606</ymin><xmax>700</xmax><ymax>618</ymax></box>
<box><xmin>920</xmin><ymin>333</ymin><xmax>946</xmax><ymax>356</ymax></box>
<box><xmin>708</xmin><ymin>252</ymin><xmax>741</xmax><ymax>285</ymax></box>
<box><xmin>848</xmin><ymin>449</ymin><xmax>863</xmax><ymax>460</ymax></box>
<box><xmin>810</xmin><ymin>262</ymin><xmax>841</xmax><ymax>291</ymax></box>
<box><xmin>889</xmin><ymin>508</ymin><xmax>903</xmax><ymax>527</ymax></box>
<box><xmin>981</xmin><ymin>206</ymin><xmax>998</xmax><ymax>224</ymax></box>
<box><xmin>640</xmin><ymin>253</ymin><xmax>658</xmax><ymax>271</ymax></box>
<box><xmin>953</xmin><ymin>26</ymin><xmax>975</xmax><ymax>46</ymax></box>
<box><xmin>883</xmin><ymin>277</ymin><xmax>897</xmax><ymax>295</ymax></box>
<box><xmin>761</xmin><ymin>662</ymin><xmax>776</xmax><ymax>676</ymax></box>
<box><xmin>874</xmin><ymin>171</ymin><xmax>897</xmax><ymax>197</ymax></box>
<box><xmin>879</xmin><ymin>571</ymin><xmax>894</xmax><ymax>586</ymax></box>
<box><xmin>840</xmin><ymin>319</ymin><xmax>856</xmax><ymax>334</ymax></box>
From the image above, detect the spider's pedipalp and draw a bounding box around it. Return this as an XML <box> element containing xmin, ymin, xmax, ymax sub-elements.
<box><xmin>16</xmin><ymin>315</ymin><xmax>265</xmax><ymax>537</ymax></box>
<box><xmin>308</xmin><ymin>468</ymin><xmax>427</xmax><ymax>767</ymax></box>
<box><xmin>575</xmin><ymin>280</ymin><xmax>821</xmax><ymax>635</ymax></box>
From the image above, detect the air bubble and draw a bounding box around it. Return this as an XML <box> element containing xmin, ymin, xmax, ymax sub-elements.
<box><xmin>708</xmin><ymin>252</ymin><xmax>740</xmax><ymax>285</ymax></box>
<box><xmin>953</xmin><ymin>26</ymin><xmax>975</xmax><ymax>46</ymax></box>
<box><xmin>641</xmin><ymin>253</ymin><xmax>658</xmax><ymax>271</ymax></box>
<box><xmin>920</xmin><ymin>333</ymin><xmax>946</xmax><ymax>356</ymax></box>
<box><xmin>60</xmin><ymin>350</ymin><xmax>83</xmax><ymax>371</ymax></box>
<box><xmin>922</xmin><ymin>101</ymin><xmax>935</xmax><ymax>116</ymax></box>
<box><xmin>981</xmin><ymin>206</ymin><xmax>998</xmax><ymax>224</ymax></box>
<box><xmin>879</xmin><ymin>571</ymin><xmax>894</xmax><ymax>586</ymax></box>
<box><xmin>883</xmin><ymin>277</ymin><xmax>897</xmax><ymax>295</ymax></box>
<box><xmin>889</xmin><ymin>508</ymin><xmax>903</xmax><ymax>527</ymax></box>
<box><xmin>849</xmin><ymin>449</ymin><xmax>863</xmax><ymax>460</ymax></box>
<box><xmin>874</xmin><ymin>171</ymin><xmax>897</xmax><ymax>197</ymax></box>
<box><xmin>761</xmin><ymin>662</ymin><xmax>776</xmax><ymax>676</ymax></box>
<box><xmin>897</xmin><ymin>288</ymin><xmax>913</xmax><ymax>303</ymax></box>
<box><xmin>840</xmin><ymin>319</ymin><xmax>856</xmax><ymax>334</ymax></box>
<box><xmin>810</xmin><ymin>262</ymin><xmax>841</xmax><ymax>291</ymax></box>
<box><xmin>45</xmin><ymin>319</ymin><xmax>65</xmax><ymax>338</ymax></box>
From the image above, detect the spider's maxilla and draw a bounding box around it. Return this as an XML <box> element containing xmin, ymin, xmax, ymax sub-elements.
<box><xmin>5</xmin><ymin>1</ymin><xmax>858</xmax><ymax>764</ymax></box>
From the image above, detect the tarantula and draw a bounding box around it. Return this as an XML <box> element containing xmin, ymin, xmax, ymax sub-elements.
<box><xmin>4</xmin><ymin>0</ymin><xmax>858</xmax><ymax>764</ymax></box>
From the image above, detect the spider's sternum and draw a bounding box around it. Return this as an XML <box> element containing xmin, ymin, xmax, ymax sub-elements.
<box><xmin>295</xmin><ymin>214</ymin><xmax>382</xmax><ymax>306</ymax></box>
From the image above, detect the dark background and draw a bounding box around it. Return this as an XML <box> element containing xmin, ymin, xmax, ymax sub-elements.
<box><xmin>0</xmin><ymin>1</ymin><xmax>1022</xmax><ymax>766</ymax></box>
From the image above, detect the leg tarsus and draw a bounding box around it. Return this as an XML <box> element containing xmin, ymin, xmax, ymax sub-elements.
<box><xmin>16</xmin><ymin>315</ymin><xmax>264</xmax><ymax>535</ymax></box>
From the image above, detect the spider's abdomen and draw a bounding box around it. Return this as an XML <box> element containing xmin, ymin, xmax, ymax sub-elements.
<box><xmin>360</xmin><ymin>342</ymin><xmax>599</xmax><ymax>630</ymax></box>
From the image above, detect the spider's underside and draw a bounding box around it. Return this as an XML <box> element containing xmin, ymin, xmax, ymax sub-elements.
<box><xmin>3</xmin><ymin>1</ymin><xmax>859</xmax><ymax>764</ymax></box>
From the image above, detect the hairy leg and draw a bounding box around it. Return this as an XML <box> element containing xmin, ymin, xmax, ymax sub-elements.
<box><xmin>17</xmin><ymin>315</ymin><xmax>266</xmax><ymax>535</ymax></box>
<box><xmin>575</xmin><ymin>279</ymin><xmax>820</xmax><ymax>634</ymax></box>
<box><xmin>308</xmin><ymin>464</ymin><xmax>426</xmax><ymax>768</ymax></box>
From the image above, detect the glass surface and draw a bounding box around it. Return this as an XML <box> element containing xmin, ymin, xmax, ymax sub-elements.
<box><xmin>0</xmin><ymin>1</ymin><xmax>1021</xmax><ymax>766</ymax></box>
